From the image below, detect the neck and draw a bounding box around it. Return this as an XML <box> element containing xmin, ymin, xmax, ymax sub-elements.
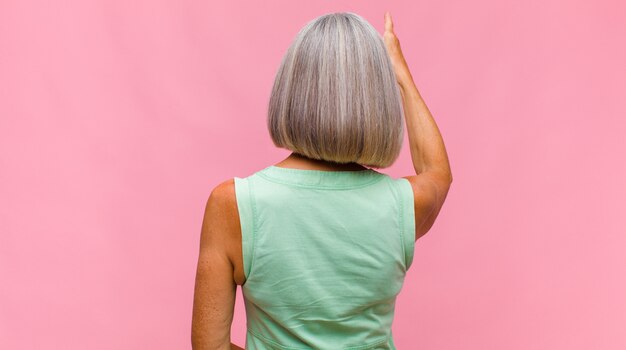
<box><xmin>277</xmin><ymin>152</ymin><xmax>367</xmax><ymax>171</ymax></box>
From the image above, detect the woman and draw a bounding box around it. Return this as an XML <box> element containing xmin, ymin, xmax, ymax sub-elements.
<box><xmin>192</xmin><ymin>11</ymin><xmax>452</xmax><ymax>350</ymax></box>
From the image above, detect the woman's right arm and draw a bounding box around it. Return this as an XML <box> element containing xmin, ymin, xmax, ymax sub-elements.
<box><xmin>383</xmin><ymin>12</ymin><xmax>453</xmax><ymax>240</ymax></box>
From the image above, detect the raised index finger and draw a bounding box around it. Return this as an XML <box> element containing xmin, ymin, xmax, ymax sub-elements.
<box><xmin>384</xmin><ymin>11</ymin><xmax>394</xmax><ymax>33</ymax></box>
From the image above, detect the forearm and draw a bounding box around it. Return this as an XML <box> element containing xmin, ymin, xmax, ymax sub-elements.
<box><xmin>231</xmin><ymin>342</ymin><xmax>244</xmax><ymax>350</ymax></box>
<box><xmin>399</xmin><ymin>80</ymin><xmax>452</xmax><ymax>180</ymax></box>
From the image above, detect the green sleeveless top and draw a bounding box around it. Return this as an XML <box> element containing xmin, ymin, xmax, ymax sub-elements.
<box><xmin>234</xmin><ymin>165</ymin><xmax>415</xmax><ymax>349</ymax></box>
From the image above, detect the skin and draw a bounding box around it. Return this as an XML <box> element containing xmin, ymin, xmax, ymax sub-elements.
<box><xmin>383</xmin><ymin>11</ymin><xmax>453</xmax><ymax>238</ymax></box>
<box><xmin>191</xmin><ymin>11</ymin><xmax>453</xmax><ymax>349</ymax></box>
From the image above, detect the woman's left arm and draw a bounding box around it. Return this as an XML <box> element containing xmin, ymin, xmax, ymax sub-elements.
<box><xmin>191</xmin><ymin>180</ymin><xmax>244</xmax><ymax>350</ymax></box>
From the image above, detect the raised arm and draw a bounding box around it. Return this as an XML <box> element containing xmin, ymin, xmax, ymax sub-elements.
<box><xmin>383</xmin><ymin>11</ymin><xmax>453</xmax><ymax>240</ymax></box>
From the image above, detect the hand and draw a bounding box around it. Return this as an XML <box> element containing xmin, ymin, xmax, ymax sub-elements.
<box><xmin>383</xmin><ymin>11</ymin><xmax>414</xmax><ymax>91</ymax></box>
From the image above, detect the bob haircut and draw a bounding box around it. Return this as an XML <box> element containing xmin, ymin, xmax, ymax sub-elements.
<box><xmin>267</xmin><ymin>12</ymin><xmax>405</xmax><ymax>169</ymax></box>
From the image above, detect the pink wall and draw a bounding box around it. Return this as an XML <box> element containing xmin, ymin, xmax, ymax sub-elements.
<box><xmin>1</xmin><ymin>1</ymin><xmax>624</xmax><ymax>349</ymax></box>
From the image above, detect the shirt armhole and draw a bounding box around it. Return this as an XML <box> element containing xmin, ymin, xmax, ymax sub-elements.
<box><xmin>397</xmin><ymin>178</ymin><xmax>416</xmax><ymax>272</ymax></box>
<box><xmin>234</xmin><ymin>177</ymin><xmax>255</xmax><ymax>282</ymax></box>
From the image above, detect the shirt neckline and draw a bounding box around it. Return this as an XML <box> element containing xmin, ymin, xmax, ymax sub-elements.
<box><xmin>257</xmin><ymin>165</ymin><xmax>384</xmax><ymax>189</ymax></box>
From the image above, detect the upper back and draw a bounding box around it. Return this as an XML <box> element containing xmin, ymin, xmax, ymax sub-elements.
<box><xmin>234</xmin><ymin>165</ymin><xmax>415</xmax><ymax>349</ymax></box>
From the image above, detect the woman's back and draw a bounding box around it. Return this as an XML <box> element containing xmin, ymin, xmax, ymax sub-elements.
<box><xmin>191</xmin><ymin>12</ymin><xmax>452</xmax><ymax>350</ymax></box>
<box><xmin>234</xmin><ymin>165</ymin><xmax>415</xmax><ymax>349</ymax></box>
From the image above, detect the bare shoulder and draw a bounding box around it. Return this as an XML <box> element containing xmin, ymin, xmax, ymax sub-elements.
<box><xmin>201</xmin><ymin>178</ymin><xmax>246</xmax><ymax>285</ymax></box>
<box><xmin>209</xmin><ymin>178</ymin><xmax>235</xmax><ymax>200</ymax></box>
<box><xmin>208</xmin><ymin>178</ymin><xmax>235</xmax><ymax>201</ymax></box>
<box><xmin>203</xmin><ymin>178</ymin><xmax>239</xmax><ymax>237</ymax></box>
<box><xmin>204</xmin><ymin>179</ymin><xmax>237</xmax><ymax>223</ymax></box>
<box><xmin>401</xmin><ymin>172</ymin><xmax>452</xmax><ymax>241</ymax></box>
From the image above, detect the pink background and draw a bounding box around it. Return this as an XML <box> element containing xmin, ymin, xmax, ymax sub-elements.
<box><xmin>1</xmin><ymin>1</ymin><xmax>624</xmax><ymax>349</ymax></box>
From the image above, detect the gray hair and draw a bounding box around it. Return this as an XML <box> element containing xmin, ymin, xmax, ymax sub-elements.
<box><xmin>267</xmin><ymin>12</ymin><xmax>404</xmax><ymax>169</ymax></box>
